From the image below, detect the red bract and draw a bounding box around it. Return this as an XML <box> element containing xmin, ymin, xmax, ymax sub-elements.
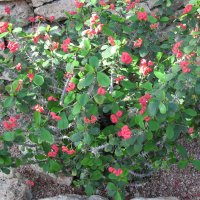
<box><xmin>7</xmin><ymin>41</ymin><xmax>19</xmax><ymax>53</ymax></box>
<box><xmin>144</xmin><ymin>116</ymin><xmax>151</xmax><ymax>122</ymax></box>
<box><xmin>108</xmin><ymin>167</ymin><xmax>123</xmax><ymax>176</ymax></box>
<box><xmin>117</xmin><ymin>125</ymin><xmax>132</xmax><ymax>139</ymax></box>
<box><xmin>66</xmin><ymin>82</ymin><xmax>76</xmax><ymax>92</ymax></box>
<box><xmin>116</xmin><ymin>75</ymin><xmax>125</xmax><ymax>84</ymax></box>
<box><xmin>5</xmin><ymin>6</ymin><xmax>11</xmax><ymax>15</ymax></box>
<box><xmin>69</xmin><ymin>11</ymin><xmax>78</xmax><ymax>15</ymax></box>
<box><xmin>139</xmin><ymin>59</ymin><xmax>153</xmax><ymax>76</ymax></box>
<box><xmin>179</xmin><ymin>61</ymin><xmax>191</xmax><ymax>73</ymax></box>
<box><xmin>172</xmin><ymin>41</ymin><xmax>183</xmax><ymax>58</ymax></box>
<box><xmin>188</xmin><ymin>127</ymin><xmax>194</xmax><ymax>134</ymax></box>
<box><xmin>90</xmin><ymin>14</ymin><xmax>99</xmax><ymax>26</ymax></box>
<box><xmin>62</xmin><ymin>146</ymin><xmax>76</xmax><ymax>155</ymax></box>
<box><xmin>134</xmin><ymin>38</ymin><xmax>143</xmax><ymax>48</ymax></box>
<box><xmin>121</xmin><ymin>52</ymin><xmax>132</xmax><ymax>64</ymax></box>
<box><xmin>61</xmin><ymin>38</ymin><xmax>71</xmax><ymax>52</ymax></box>
<box><xmin>182</xmin><ymin>4</ymin><xmax>193</xmax><ymax>15</ymax></box>
<box><xmin>75</xmin><ymin>0</ymin><xmax>84</xmax><ymax>8</ymax></box>
<box><xmin>126</xmin><ymin>2</ymin><xmax>135</xmax><ymax>11</ymax></box>
<box><xmin>50</xmin><ymin>112</ymin><xmax>62</xmax><ymax>121</ymax></box>
<box><xmin>28</xmin><ymin>16</ymin><xmax>35</xmax><ymax>23</ymax></box>
<box><xmin>150</xmin><ymin>23</ymin><xmax>159</xmax><ymax>29</ymax></box>
<box><xmin>99</xmin><ymin>0</ymin><xmax>107</xmax><ymax>6</ymax></box>
<box><xmin>0</xmin><ymin>22</ymin><xmax>8</xmax><ymax>33</ymax></box>
<box><xmin>34</xmin><ymin>104</ymin><xmax>44</xmax><ymax>113</ymax></box>
<box><xmin>48</xmin><ymin>144</ymin><xmax>59</xmax><ymax>158</ymax></box>
<box><xmin>0</xmin><ymin>42</ymin><xmax>5</xmax><ymax>50</ymax></box>
<box><xmin>50</xmin><ymin>41</ymin><xmax>59</xmax><ymax>51</ymax></box>
<box><xmin>110</xmin><ymin>114</ymin><xmax>118</xmax><ymax>124</ymax></box>
<box><xmin>3</xmin><ymin>116</ymin><xmax>18</xmax><ymax>130</ymax></box>
<box><xmin>137</xmin><ymin>11</ymin><xmax>148</xmax><ymax>21</ymax></box>
<box><xmin>108</xmin><ymin>36</ymin><xmax>115</xmax><ymax>46</ymax></box>
<box><xmin>16</xmin><ymin>63</ymin><xmax>22</xmax><ymax>71</ymax></box>
<box><xmin>95</xmin><ymin>23</ymin><xmax>104</xmax><ymax>34</ymax></box>
<box><xmin>15</xmin><ymin>80</ymin><xmax>23</xmax><ymax>92</ymax></box>
<box><xmin>83</xmin><ymin>115</ymin><xmax>97</xmax><ymax>124</ymax></box>
<box><xmin>48</xmin><ymin>96</ymin><xmax>58</xmax><ymax>101</ymax></box>
<box><xmin>139</xmin><ymin>93</ymin><xmax>152</xmax><ymax>115</ymax></box>
<box><xmin>49</xmin><ymin>16</ymin><xmax>55</xmax><ymax>23</ymax></box>
<box><xmin>26</xmin><ymin>180</ymin><xmax>35</xmax><ymax>187</ymax></box>
<box><xmin>28</xmin><ymin>73</ymin><xmax>34</xmax><ymax>82</ymax></box>
<box><xmin>110</xmin><ymin>4</ymin><xmax>115</xmax><ymax>10</ymax></box>
<box><xmin>178</xmin><ymin>23</ymin><xmax>187</xmax><ymax>30</ymax></box>
<box><xmin>116</xmin><ymin>110</ymin><xmax>123</xmax><ymax>118</ymax></box>
<box><xmin>97</xmin><ymin>87</ymin><xmax>106</xmax><ymax>95</ymax></box>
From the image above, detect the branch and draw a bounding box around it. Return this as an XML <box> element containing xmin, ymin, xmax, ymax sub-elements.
<box><xmin>90</xmin><ymin>144</ymin><xmax>109</xmax><ymax>156</ymax></box>
<box><xmin>129</xmin><ymin>170</ymin><xmax>152</xmax><ymax>178</ymax></box>
<box><xmin>59</xmin><ymin>78</ymin><xmax>70</xmax><ymax>106</ymax></box>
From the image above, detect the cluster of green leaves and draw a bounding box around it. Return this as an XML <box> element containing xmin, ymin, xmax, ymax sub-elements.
<box><xmin>0</xmin><ymin>0</ymin><xmax>200</xmax><ymax>199</ymax></box>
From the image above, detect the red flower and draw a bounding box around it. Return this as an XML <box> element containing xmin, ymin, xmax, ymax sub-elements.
<box><xmin>108</xmin><ymin>36</ymin><xmax>115</xmax><ymax>46</ymax></box>
<box><xmin>183</xmin><ymin>4</ymin><xmax>193</xmax><ymax>15</ymax></box>
<box><xmin>116</xmin><ymin>75</ymin><xmax>125</xmax><ymax>84</ymax></box>
<box><xmin>121</xmin><ymin>52</ymin><xmax>132</xmax><ymax>64</ymax></box>
<box><xmin>26</xmin><ymin>180</ymin><xmax>35</xmax><ymax>187</ymax></box>
<box><xmin>3</xmin><ymin>116</ymin><xmax>18</xmax><ymax>130</ymax></box>
<box><xmin>28</xmin><ymin>73</ymin><xmax>34</xmax><ymax>82</ymax></box>
<box><xmin>97</xmin><ymin>87</ymin><xmax>106</xmax><ymax>95</ymax></box>
<box><xmin>50</xmin><ymin>112</ymin><xmax>62</xmax><ymax>121</ymax></box>
<box><xmin>34</xmin><ymin>104</ymin><xmax>44</xmax><ymax>113</ymax></box>
<box><xmin>110</xmin><ymin>4</ymin><xmax>115</xmax><ymax>10</ymax></box>
<box><xmin>150</xmin><ymin>23</ymin><xmax>159</xmax><ymax>29</ymax></box>
<box><xmin>179</xmin><ymin>61</ymin><xmax>191</xmax><ymax>73</ymax></box>
<box><xmin>188</xmin><ymin>127</ymin><xmax>194</xmax><ymax>134</ymax></box>
<box><xmin>48</xmin><ymin>96</ymin><xmax>58</xmax><ymax>101</ymax></box>
<box><xmin>134</xmin><ymin>38</ymin><xmax>143</xmax><ymax>48</ymax></box>
<box><xmin>15</xmin><ymin>80</ymin><xmax>23</xmax><ymax>92</ymax></box>
<box><xmin>99</xmin><ymin>0</ymin><xmax>107</xmax><ymax>6</ymax></box>
<box><xmin>28</xmin><ymin>16</ymin><xmax>35</xmax><ymax>23</ymax></box>
<box><xmin>117</xmin><ymin>125</ymin><xmax>132</xmax><ymax>139</ymax></box>
<box><xmin>69</xmin><ymin>11</ymin><xmax>78</xmax><ymax>15</ymax></box>
<box><xmin>0</xmin><ymin>22</ymin><xmax>8</xmax><ymax>33</ymax></box>
<box><xmin>75</xmin><ymin>0</ymin><xmax>84</xmax><ymax>8</ymax></box>
<box><xmin>144</xmin><ymin>116</ymin><xmax>151</xmax><ymax>122</ymax></box>
<box><xmin>91</xmin><ymin>115</ymin><xmax>97</xmax><ymax>124</ymax></box>
<box><xmin>83</xmin><ymin>115</ymin><xmax>97</xmax><ymax>124</ymax></box>
<box><xmin>126</xmin><ymin>2</ymin><xmax>135</xmax><ymax>11</ymax></box>
<box><xmin>116</xmin><ymin>110</ymin><xmax>123</xmax><ymax>118</ymax></box>
<box><xmin>61</xmin><ymin>38</ymin><xmax>71</xmax><ymax>52</ymax></box>
<box><xmin>51</xmin><ymin>144</ymin><xmax>59</xmax><ymax>153</ymax></box>
<box><xmin>62</xmin><ymin>146</ymin><xmax>75</xmax><ymax>155</ymax></box>
<box><xmin>0</xmin><ymin>42</ymin><xmax>5</xmax><ymax>50</ymax></box>
<box><xmin>50</xmin><ymin>41</ymin><xmax>59</xmax><ymax>51</ymax></box>
<box><xmin>110</xmin><ymin>114</ymin><xmax>118</xmax><ymax>124</ymax></box>
<box><xmin>5</xmin><ymin>6</ymin><xmax>11</xmax><ymax>15</ymax></box>
<box><xmin>137</xmin><ymin>11</ymin><xmax>148</xmax><ymax>21</ymax></box>
<box><xmin>108</xmin><ymin>167</ymin><xmax>123</xmax><ymax>176</ymax></box>
<box><xmin>49</xmin><ymin>16</ymin><xmax>55</xmax><ymax>23</ymax></box>
<box><xmin>90</xmin><ymin>14</ymin><xmax>99</xmax><ymax>26</ymax></box>
<box><xmin>178</xmin><ymin>23</ymin><xmax>187</xmax><ymax>30</ymax></box>
<box><xmin>95</xmin><ymin>24</ymin><xmax>104</xmax><ymax>34</ymax></box>
<box><xmin>48</xmin><ymin>151</ymin><xmax>57</xmax><ymax>158</ymax></box>
<box><xmin>7</xmin><ymin>41</ymin><xmax>19</xmax><ymax>53</ymax></box>
<box><xmin>66</xmin><ymin>82</ymin><xmax>76</xmax><ymax>92</ymax></box>
<box><xmin>16</xmin><ymin>63</ymin><xmax>22</xmax><ymax>71</ymax></box>
<box><xmin>139</xmin><ymin>59</ymin><xmax>153</xmax><ymax>76</ymax></box>
<box><xmin>139</xmin><ymin>94</ymin><xmax>152</xmax><ymax>115</ymax></box>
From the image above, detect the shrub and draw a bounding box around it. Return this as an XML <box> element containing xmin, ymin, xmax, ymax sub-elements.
<box><xmin>0</xmin><ymin>0</ymin><xmax>200</xmax><ymax>199</ymax></box>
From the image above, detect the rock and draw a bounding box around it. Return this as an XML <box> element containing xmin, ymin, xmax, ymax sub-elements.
<box><xmin>34</xmin><ymin>0</ymin><xmax>75</xmax><ymax>21</ymax></box>
<box><xmin>131</xmin><ymin>198</ymin><xmax>179</xmax><ymax>200</ymax></box>
<box><xmin>39</xmin><ymin>194</ymin><xmax>87</xmax><ymax>200</ymax></box>
<box><xmin>0</xmin><ymin>171</ymin><xmax>32</xmax><ymax>200</ymax></box>
<box><xmin>0</xmin><ymin>0</ymin><xmax>34</xmax><ymax>27</ymax></box>
<box><xmin>39</xmin><ymin>195</ymin><xmax>108</xmax><ymax>200</ymax></box>
<box><xmin>147</xmin><ymin>0</ymin><xmax>159</xmax><ymax>9</ymax></box>
<box><xmin>31</xmin><ymin>0</ymin><xmax>54</xmax><ymax>7</ymax></box>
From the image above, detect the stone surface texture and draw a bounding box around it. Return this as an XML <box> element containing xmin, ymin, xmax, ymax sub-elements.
<box><xmin>131</xmin><ymin>198</ymin><xmax>179</xmax><ymax>200</ymax></box>
<box><xmin>0</xmin><ymin>171</ymin><xmax>32</xmax><ymax>200</ymax></box>
<box><xmin>39</xmin><ymin>195</ymin><xmax>108</xmax><ymax>200</ymax></box>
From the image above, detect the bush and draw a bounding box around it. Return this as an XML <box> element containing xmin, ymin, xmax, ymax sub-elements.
<box><xmin>0</xmin><ymin>0</ymin><xmax>199</xmax><ymax>199</ymax></box>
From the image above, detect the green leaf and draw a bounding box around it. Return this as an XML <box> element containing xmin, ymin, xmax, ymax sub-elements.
<box><xmin>115</xmin><ymin>192</ymin><xmax>122</xmax><ymax>200</ymax></box>
<box><xmin>154</xmin><ymin>71</ymin><xmax>166</xmax><ymax>82</ymax></box>
<box><xmin>3</xmin><ymin>132</ymin><xmax>15</xmax><ymax>142</ymax></box>
<box><xmin>13</xmin><ymin>27</ymin><xmax>22</xmax><ymax>33</ymax></box>
<box><xmin>0</xmin><ymin>32</ymin><xmax>8</xmax><ymax>38</ymax></box>
<box><xmin>166</xmin><ymin>124</ymin><xmax>174</xmax><ymax>140</ymax></box>
<box><xmin>148</xmin><ymin>15</ymin><xmax>157</xmax><ymax>23</ymax></box>
<box><xmin>178</xmin><ymin>160</ymin><xmax>188</xmax><ymax>169</ymax></box>
<box><xmin>148</xmin><ymin>120</ymin><xmax>159</xmax><ymax>131</ymax></box>
<box><xmin>64</xmin><ymin>92</ymin><xmax>75</xmax><ymax>106</ymax></box>
<box><xmin>78</xmin><ymin>73</ymin><xmax>94</xmax><ymax>89</ymax></box>
<box><xmin>77</xmin><ymin>93</ymin><xmax>89</xmax><ymax>106</ymax></box>
<box><xmin>184</xmin><ymin>109</ymin><xmax>197</xmax><ymax>116</ymax></box>
<box><xmin>83</xmin><ymin>38</ymin><xmax>91</xmax><ymax>50</ymax></box>
<box><xmin>195</xmin><ymin>82</ymin><xmax>200</xmax><ymax>94</ymax></box>
<box><xmin>91</xmin><ymin>170</ymin><xmax>103</xmax><ymax>180</ymax></box>
<box><xmin>183</xmin><ymin>45</ymin><xmax>194</xmax><ymax>54</ymax></box>
<box><xmin>38</xmin><ymin>128</ymin><xmax>54</xmax><ymax>144</ymax></box>
<box><xmin>57</xmin><ymin>112</ymin><xmax>69</xmax><ymax>130</ymax></box>
<box><xmin>139</xmin><ymin>47</ymin><xmax>148</xmax><ymax>57</ymax></box>
<box><xmin>192</xmin><ymin>160</ymin><xmax>200</xmax><ymax>171</ymax></box>
<box><xmin>49</xmin><ymin>160</ymin><xmax>61</xmax><ymax>173</ymax></box>
<box><xmin>160</xmin><ymin>17</ymin><xmax>169</xmax><ymax>22</ymax></box>
<box><xmin>34</xmin><ymin>111</ymin><xmax>41</xmax><ymax>127</ymax></box>
<box><xmin>33</xmin><ymin>75</ymin><xmax>44</xmax><ymax>86</ymax></box>
<box><xmin>72</xmin><ymin>103</ymin><xmax>81</xmax><ymax>115</ymax></box>
<box><xmin>102</xmin><ymin>46</ymin><xmax>117</xmax><ymax>58</ymax></box>
<box><xmin>94</xmin><ymin>95</ymin><xmax>105</xmax><ymax>104</ymax></box>
<box><xmin>148</xmin><ymin>101</ymin><xmax>158</xmax><ymax>117</ymax></box>
<box><xmin>89</xmin><ymin>56</ymin><xmax>99</xmax><ymax>68</ymax></box>
<box><xmin>4</xmin><ymin>97</ymin><xmax>14</xmax><ymax>108</ymax></box>
<box><xmin>159</xmin><ymin>102</ymin><xmax>167</xmax><ymax>114</ymax></box>
<box><xmin>97</xmin><ymin>72</ymin><xmax>110</xmax><ymax>87</ymax></box>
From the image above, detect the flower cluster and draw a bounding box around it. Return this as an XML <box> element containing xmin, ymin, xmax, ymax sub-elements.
<box><xmin>108</xmin><ymin>36</ymin><xmax>115</xmax><ymax>46</ymax></box>
<box><xmin>48</xmin><ymin>144</ymin><xmax>59</xmax><ymax>158</ymax></box>
<box><xmin>182</xmin><ymin>4</ymin><xmax>193</xmax><ymax>15</ymax></box>
<box><xmin>179</xmin><ymin>61</ymin><xmax>191</xmax><ymax>73</ymax></box>
<box><xmin>97</xmin><ymin>87</ymin><xmax>106</xmax><ymax>95</ymax></box>
<box><xmin>137</xmin><ymin>11</ymin><xmax>148</xmax><ymax>21</ymax></box>
<box><xmin>16</xmin><ymin>63</ymin><xmax>22</xmax><ymax>71</ymax></box>
<box><xmin>62</xmin><ymin>146</ymin><xmax>76</xmax><ymax>155</ymax></box>
<box><xmin>26</xmin><ymin>180</ymin><xmax>35</xmax><ymax>187</ymax></box>
<box><xmin>61</xmin><ymin>38</ymin><xmax>71</xmax><ymax>52</ymax></box>
<box><xmin>139</xmin><ymin>59</ymin><xmax>154</xmax><ymax>76</ymax></box>
<box><xmin>121</xmin><ymin>52</ymin><xmax>132</xmax><ymax>64</ymax></box>
<box><xmin>75</xmin><ymin>0</ymin><xmax>84</xmax><ymax>9</ymax></box>
<box><xmin>0</xmin><ymin>22</ymin><xmax>8</xmax><ymax>33</ymax></box>
<box><xmin>3</xmin><ymin>116</ymin><xmax>18</xmax><ymax>130</ymax></box>
<box><xmin>15</xmin><ymin>80</ymin><xmax>23</xmax><ymax>92</ymax></box>
<box><xmin>115</xmin><ymin>75</ymin><xmax>125</xmax><ymax>84</ymax></box>
<box><xmin>50</xmin><ymin>112</ymin><xmax>62</xmax><ymax>121</ymax></box>
<box><xmin>28</xmin><ymin>73</ymin><xmax>34</xmax><ymax>82</ymax></box>
<box><xmin>150</xmin><ymin>23</ymin><xmax>159</xmax><ymax>29</ymax></box>
<box><xmin>108</xmin><ymin>167</ymin><xmax>123</xmax><ymax>176</ymax></box>
<box><xmin>48</xmin><ymin>96</ymin><xmax>58</xmax><ymax>101</ymax></box>
<box><xmin>110</xmin><ymin>110</ymin><xmax>123</xmax><ymax>124</ymax></box>
<box><xmin>83</xmin><ymin>115</ymin><xmax>97</xmax><ymax>124</ymax></box>
<box><xmin>134</xmin><ymin>38</ymin><xmax>143</xmax><ymax>48</ymax></box>
<box><xmin>139</xmin><ymin>93</ymin><xmax>152</xmax><ymax>115</ymax></box>
<box><xmin>172</xmin><ymin>41</ymin><xmax>183</xmax><ymax>58</ymax></box>
<box><xmin>117</xmin><ymin>125</ymin><xmax>132</xmax><ymax>139</ymax></box>
<box><xmin>34</xmin><ymin>104</ymin><xmax>44</xmax><ymax>113</ymax></box>
<box><xmin>66</xmin><ymin>82</ymin><xmax>76</xmax><ymax>92</ymax></box>
<box><xmin>7</xmin><ymin>41</ymin><xmax>18</xmax><ymax>53</ymax></box>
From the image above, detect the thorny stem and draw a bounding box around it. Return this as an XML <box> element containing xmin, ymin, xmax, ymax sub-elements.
<box><xmin>90</xmin><ymin>143</ymin><xmax>109</xmax><ymax>156</ymax></box>
<box><xmin>59</xmin><ymin>78</ymin><xmax>70</xmax><ymax>106</ymax></box>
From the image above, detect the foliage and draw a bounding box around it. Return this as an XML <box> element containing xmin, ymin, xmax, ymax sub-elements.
<box><xmin>0</xmin><ymin>0</ymin><xmax>200</xmax><ymax>199</ymax></box>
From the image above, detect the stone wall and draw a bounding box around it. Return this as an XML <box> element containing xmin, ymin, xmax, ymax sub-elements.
<box><xmin>0</xmin><ymin>0</ymin><xmax>187</xmax><ymax>28</ymax></box>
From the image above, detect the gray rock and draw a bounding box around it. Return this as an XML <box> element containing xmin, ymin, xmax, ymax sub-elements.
<box><xmin>0</xmin><ymin>0</ymin><xmax>34</xmax><ymax>27</ymax></box>
<box><xmin>39</xmin><ymin>195</ymin><xmax>108</xmax><ymax>200</ymax></box>
<box><xmin>31</xmin><ymin>0</ymin><xmax>54</xmax><ymax>7</ymax></box>
<box><xmin>0</xmin><ymin>171</ymin><xmax>32</xmax><ymax>200</ymax></box>
<box><xmin>147</xmin><ymin>0</ymin><xmax>158</xmax><ymax>9</ymax></box>
<box><xmin>136</xmin><ymin>3</ymin><xmax>151</xmax><ymax>13</ymax></box>
<box><xmin>131</xmin><ymin>198</ymin><xmax>179</xmax><ymax>200</ymax></box>
<box><xmin>34</xmin><ymin>0</ymin><xmax>75</xmax><ymax>21</ymax></box>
